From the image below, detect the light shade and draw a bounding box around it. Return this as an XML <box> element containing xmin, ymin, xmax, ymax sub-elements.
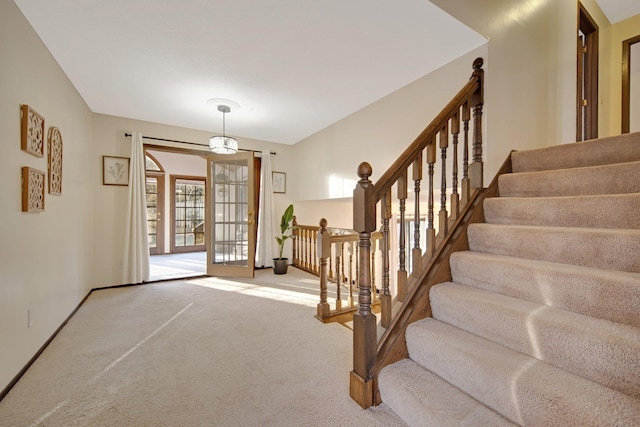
<box><xmin>209</xmin><ymin>135</ymin><xmax>238</xmax><ymax>154</ymax></box>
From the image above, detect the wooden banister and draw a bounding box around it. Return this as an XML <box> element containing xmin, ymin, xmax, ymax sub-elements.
<box><xmin>373</xmin><ymin>58</ymin><xmax>484</xmax><ymax>200</ymax></box>
<box><xmin>350</xmin><ymin>57</ymin><xmax>486</xmax><ymax>409</ymax></box>
<box><xmin>292</xmin><ymin>219</ymin><xmax>382</xmax><ymax>323</ymax></box>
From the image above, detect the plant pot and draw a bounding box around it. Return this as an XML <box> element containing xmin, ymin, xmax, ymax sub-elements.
<box><xmin>273</xmin><ymin>258</ymin><xmax>289</xmax><ymax>275</ymax></box>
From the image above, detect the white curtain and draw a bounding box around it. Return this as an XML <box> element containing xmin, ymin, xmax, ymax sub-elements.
<box><xmin>255</xmin><ymin>150</ymin><xmax>276</xmax><ymax>268</ymax></box>
<box><xmin>122</xmin><ymin>131</ymin><xmax>150</xmax><ymax>284</ymax></box>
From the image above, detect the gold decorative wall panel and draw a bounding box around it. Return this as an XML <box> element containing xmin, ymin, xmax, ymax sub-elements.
<box><xmin>48</xmin><ymin>126</ymin><xmax>63</xmax><ymax>195</ymax></box>
<box><xmin>21</xmin><ymin>105</ymin><xmax>45</xmax><ymax>157</ymax></box>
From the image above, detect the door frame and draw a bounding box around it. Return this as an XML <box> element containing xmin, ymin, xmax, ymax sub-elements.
<box><xmin>146</xmin><ymin>171</ymin><xmax>165</xmax><ymax>255</ymax></box>
<box><xmin>622</xmin><ymin>34</ymin><xmax>640</xmax><ymax>133</ymax></box>
<box><xmin>170</xmin><ymin>175</ymin><xmax>207</xmax><ymax>254</ymax></box>
<box><xmin>577</xmin><ymin>3</ymin><xmax>599</xmax><ymax>142</ymax></box>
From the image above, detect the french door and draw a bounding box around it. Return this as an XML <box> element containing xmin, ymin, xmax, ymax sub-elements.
<box><xmin>206</xmin><ymin>152</ymin><xmax>256</xmax><ymax>278</ymax></box>
<box><xmin>146</xmin><ymin>173</ymin><xmax>165</xmax><ymax>255</ymax></box>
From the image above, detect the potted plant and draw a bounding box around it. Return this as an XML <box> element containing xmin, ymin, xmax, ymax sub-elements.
<box><xmin>273</xmin><ymin>204</ymin><xmax>296</xmax><ymax>274</ymax></box>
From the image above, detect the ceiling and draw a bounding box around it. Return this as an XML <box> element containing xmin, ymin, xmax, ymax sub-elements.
<box><xmin>13</xmin><ymin>0</ymin><xmax>486</xmax><ymax>145</ymax></box>
<box><xmin>13</xmin><ymin>1</ymin><xmax>638</xmax><ymax>145</ymax></box>
<box><xmin>595</xmin><ymin>0</ymin><xmax>640</xmax><ymax>24</ymax></box>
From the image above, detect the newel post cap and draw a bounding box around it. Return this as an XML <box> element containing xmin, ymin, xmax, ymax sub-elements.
<box><xmin>317</xmin><ymin>218</ymin><xmax>330</xmax><ymax>258</ymax></box>
<box><xmin>353</xmin><ymin>162</ymin><xmax>376</xmax><ymax>233</ymax></box>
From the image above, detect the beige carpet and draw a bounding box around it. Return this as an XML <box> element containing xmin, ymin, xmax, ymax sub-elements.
<box><xmin>378</xmin><ymin>133</ymin><xmax>640</xmax><ymax>426</ymax></box>
<box><xmin>0</xmin><ymin>268</ymin><xmax>406</xmax><ymax>426</ymax></box>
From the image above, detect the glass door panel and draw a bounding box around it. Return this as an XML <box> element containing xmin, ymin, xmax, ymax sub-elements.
<box><xmin>146</xmin><ymin>174</ymin><xmax>164</xmax><ymax>255</ymax></box>
<box><xmin>206</xmin><ymin>152</ymin><xmax>255</xmax><ymax>278</ymax></box>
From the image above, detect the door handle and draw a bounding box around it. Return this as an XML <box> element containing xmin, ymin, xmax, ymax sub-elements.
<box><xmin>248</xmin><ymin>219</ymin><xmax>255</xmax><ymax>225</ymax></box>
<box><xmin>248</xmin><ymin>210</ymin><xmax>255</xmax><ymax>216</ymax></box>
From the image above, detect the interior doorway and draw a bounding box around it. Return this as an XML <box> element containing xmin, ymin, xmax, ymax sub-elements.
<box><xmin>622</xmin><ymin>35</ymin><xmax>640</xmax><ymax>133</ymax></box>
<box><xmin>577</xmin><ymin>3</ymin><xmax>599</xmax><ymax>142</ymax></box>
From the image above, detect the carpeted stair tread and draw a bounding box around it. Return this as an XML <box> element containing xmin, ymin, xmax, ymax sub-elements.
<box><xmin>449</xmin><ymin>251</ymin><xmax>640</xmax><ymax>327</ymax></box>
<box><xmin>405</xmin><ymin>318</ymin><xmax>640</xmax><ymax>426</ymax></box>
<box><xmin>511</xmin><ymin>131</ymin><xmax>640</xmax><ymax>173</ymax></box>
<box><xmin>499</xmin><ymin>160</ymin><xmax>640</xmax><ymax>198</ymax></box>
<box><xmin>483</xmin><ymin>193</ymin><xmax>640</xmax><ymax>229</ymax></box>
<box><xmin>430</xmin><ymin>282</ymin><xmax>640</xmax><ymax>398</ymax></box>
<box><xmin>378</xmin><ymin>359</ymin><xmax>516</xmax><ymax>427</ymax></box>
<box><xmin>467</xmin><ymin>223</ymin><xmax>640</xmax><ymax>273</ymax></box>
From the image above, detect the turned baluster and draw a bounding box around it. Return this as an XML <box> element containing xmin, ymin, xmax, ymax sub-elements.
<box><xmin>461</xmin><ymin>101</ymin><xmax>471</xmax><ymax>205</ymax></box>
<box><xmin>350</xmin><ymin>162</ymin><xmax>377</xmax><ymax>408</ymax></box>
<box><xmin>316</xmin><ymin>219</ymin><xmax>331</xmax><ymax>319</ymax></box>
<box><xmin>470</xmin><ymin>57</ymin><xmax>484</xmax><ymax>189</ymax></box>
<box><xmin>292</xmin><ymin>217</ymin><xmax>298</xmax><ymax>266</ymax></box>
<box><xmin>312</xmin><ymin>229</ymin><xmax>318</xmax><ymax>274</ymax></box>
<box><xmin>451</xmin><ymin>111</ymin><xmax>460</xmax><ymax>220</ymax></box>
<box><xmin>439</xmin><ymin>123</ymin><xmax>449</xmax><ymax>237</ymax></box>
<box><xmin>397</xmin><ymin>171</ymin><xmax>408</xmax><ymax>302</ymax></box>
<box><xmin>335</xmin><ymin>243</ymin><xmax>343</xmax><ymax>310</ymax></box>
<box><xmin>307</xmin><ymin>230</ymin><xmax>312</xmax><ymax>270</ymax></box>
<box><xmin>340</xmin><ymin>242</ymin><xmax>346</xmax><ymax>283</ymax></box>
<box><xmin>300</xmin><ymin>229</ymin><xmax>307</xmax><ymax>270</ymax></box>
<box><xmin>381</xmin><ymin>189</ymin><xmax>392</xmax><ymax>328</ymax></box>
<box><xmin>328</xmin><ymin>243</ymin><xmax>334</xmax><ymax>281</ymax></box>
<box><xmin>412</xmin><ymin>153</ymin><xmax>423</xmax><ymax>272</ymax></box>
<box><xmin>348</xmin><ymin>241</ymin><xmax>355</xmax><ymax>308</ymax></box>
<box><xmin>354</xmin><ymin>244</ymin><xmax>359</xmax><ymax>293</ymax></box>
<box><xmin>371</xmin><ymin>238</ymin><xmax>378</xmax><ymax>303</ymax></box>
<box><xmin>426</xmin><ymin>137</ymin><xmax>437</xmax><ymax>257</ymax></box>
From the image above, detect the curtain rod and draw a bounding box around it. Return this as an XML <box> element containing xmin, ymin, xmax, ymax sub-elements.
<box><xmin>124</xmin><ymin>133</ymin><xmax>276</xmax><ymax>155</ymax></box>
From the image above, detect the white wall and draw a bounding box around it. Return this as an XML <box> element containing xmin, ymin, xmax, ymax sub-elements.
<box><xmin>430</xmin><ymin>0</ymin><xmax>583</xmax><ymax>177</ymax></box>
<box><xmin>288</xmin><ymin>48</ymin><xmax>488</xmax><ymax>202</ymax></box>
<box><xmin>0</xmin><ymin>1</ymin><xmax>95</xmax><ymax>391</ymax></box>
<box><xmin>631</xmin><ymin>42</ymin><xmax>640</xmax><ymax>132</ymax></box>
<box><xmin>607</xmin><ymin>14</ymin><xmax>640</xmax><ymax>134</ymax></box>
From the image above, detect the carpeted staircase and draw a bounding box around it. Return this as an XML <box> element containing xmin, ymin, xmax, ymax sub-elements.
<box><xmin>378</xmin><ymin>133</ymin><xmax>640</xmax><ymax>426</ymax></box>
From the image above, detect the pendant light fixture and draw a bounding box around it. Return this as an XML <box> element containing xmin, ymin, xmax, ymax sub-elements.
<box><xmin>209</xmin><ymin>104</ymin><xmax>238</xmax><ymax>154</ymax></box>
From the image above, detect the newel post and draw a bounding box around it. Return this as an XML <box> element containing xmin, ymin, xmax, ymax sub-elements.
<box><xmin>350</xmin><ymin>162</ymin><xmax>377</xmax><ymax>409</ymax></box>
<box><xmin>469</xmin><ymin>57</ymin><xmax>484</xmax><ymax>189</ymax></box>
<box><xmin>316</xmin><ymin>218</ymin><xmax>331</xmax><ymax>320</ymax></box>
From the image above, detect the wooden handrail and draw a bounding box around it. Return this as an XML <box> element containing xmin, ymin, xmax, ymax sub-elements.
<box><xmin>350</xmin><ymin>57</ymin><xmax>486</xmax><ymax>409</ymax></box>
<box><xmin>374</xmin><ymin>58</ymin><xmax>484</xmax><ymax>200</ymax></box>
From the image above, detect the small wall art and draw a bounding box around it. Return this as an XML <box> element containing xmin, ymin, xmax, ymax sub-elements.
<box><xmin>103</xmin><ymin>155</ymin><xmax>130</xmax><ymax>186</ymax></box>
<box><xmin>48</xmin><ymin>126</ymin><xmax>63</xmax><ymax>195</ymax></box>
<box><xmin>272</xmin><ymin>171</ymin><xmax>286</xmax><ymax>194</ymax></box>
<box><xmin>21</xmin><ymin>105</ymin><xmax>45</xmax><ymax>158</ymax></box>
<box><xmin>22</xmin><ymin>167</ymin><xmax>45</xmax><ymax>212</ymax></box>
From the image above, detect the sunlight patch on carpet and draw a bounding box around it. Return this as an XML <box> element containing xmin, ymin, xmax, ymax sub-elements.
<box><xmin>187</xmin><ymin>277</ymin><xmax>318</xmax><ymax>307</ymax></box>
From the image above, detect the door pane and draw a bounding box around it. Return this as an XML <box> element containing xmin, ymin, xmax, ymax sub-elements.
<box><xmin>146</xmin><ymin>177</ymin><xmax>159</xmax><ymax>250</ymax></box>
<box><xmin>212</xmin><ymin>161</ymin><xmax>249</xmax><ymax>266</ymax></box>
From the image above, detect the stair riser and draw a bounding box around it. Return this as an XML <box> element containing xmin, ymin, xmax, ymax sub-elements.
<box><xmin>511</xmin><ymin>132</ymin><xmax>640</xmax><ymax>173</ymax></box>
<box><xmin>467</xmin><ymin>224</ymin><xmax>640</xmax><ymax>273</ymax></box>
<box><xmin>450</xmin><ymin>251</ymin><xmax>640</xmax><ymax>328</ymax></box>
<box><xmin>499</xmin><ymin>161</ymin><xmax>640</xmax><ymax>198</ymax></box>
<box><xmin>484</xmin><ymin>194</ymin><xmax>640</xmax><ymax>229</ymax></box>
<box><xmin>406</xmin><ymin>319</ymin><xmax>640</xmax><ymax>426</ymax></box>
<box><xmin>430</xmin><ymin>283</ymin><xmax>640</xmax><ymax>398</ymax></box>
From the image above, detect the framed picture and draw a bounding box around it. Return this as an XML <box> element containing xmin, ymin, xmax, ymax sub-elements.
<box><xmin>48</xmin><ymin>126</ymin><xmax>63</xmax><ymax>195</ymax></box>
<box><xmin>21</xmin><ymin>104</ymin><xmax>45</xmax><ymax>157</ymax></box>
<box><xmin>103</xmin><ymin>156</ymin><xmax>130</xmax><ymax>186</ymax></box>
<box><xmin>272</xmin><ymin>171</ymin><xmax>286</xmax><ymax>194</ymax></box>
<box><xmin>22</xmin><ymin>167</ymin><xmax>45</xmax><ymax>212</ymax></box>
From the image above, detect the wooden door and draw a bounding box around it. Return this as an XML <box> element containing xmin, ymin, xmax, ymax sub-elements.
<box><xmin>206</xmin><ymin>151</ymin><xmax>256</xmax><ymax>278</ymax></box>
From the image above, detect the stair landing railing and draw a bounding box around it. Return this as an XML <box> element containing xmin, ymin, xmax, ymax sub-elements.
<box><xmin>350</xmin><ymin>58</ymin><xmax>485</xmax><ymax>408</ymax></box>
<box><xmin>292</xmin><ymin>219</ymin><xmax>383</xmax><ymax>322</ymax></box>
